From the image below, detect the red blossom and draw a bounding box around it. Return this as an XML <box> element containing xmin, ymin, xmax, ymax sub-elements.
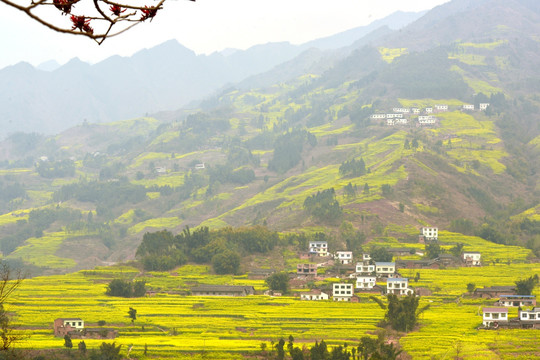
<box><xmin>70</xmin><ymin>15</ymin><xmax>93</xmax><ymax>34</ymax></box>
<box><xmin>140</xmin><ymin>6</ymin><xmax>158</xmax><ymax>21</ymax></box>
<box><xmin>109</xmin><ymin>5</ymin><xmax>126</xmax><ymax>16</ymax></box>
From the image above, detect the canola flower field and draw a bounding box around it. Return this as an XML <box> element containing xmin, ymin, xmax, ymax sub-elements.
<box><xmin>6</xmin><ymin>255</ymin><xmax>539</xmax><ymax>360</ymax></box>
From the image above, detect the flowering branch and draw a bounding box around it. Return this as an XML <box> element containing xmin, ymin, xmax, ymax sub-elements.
<box><xmin>1</xmin><ymin>0</ymin><xmax>195</xmax><ymax>45</ymax></box>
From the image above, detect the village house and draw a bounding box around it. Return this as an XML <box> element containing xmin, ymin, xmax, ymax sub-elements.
<box><xmin>332</xmin><ymin>283</ymin><xmax>354</xmax><ymax>301</ymax></box>
<box><xmin>434</xmin><ymin>104</ymin><xmax>448</xmax><ymax>112</ymax></box>
<box><xmin>54</xmin><ymin>318</ymin><xmax>84</xmax><ymax>337</ymax></box>
<box><xmin>300</xmin><ymin>289</ymin><xmax>329</xmax><ymax>301</ymax></box>
<box><xmin>519</xmin><ymin>308</ymin><xmax>540</xmax><ymax>329</ymax></box>
<box><xmin>386</xmin><ymin>119</ymin><xmax>395</xmax><ymax>126</ymax></box>
<box><xmin>386</xmin><ymin>278</ymin><xmax>413</xmax><ymax>296</ymax></box>
<box><xmin>386</xmin><ymin>113</ymin><xmax>404</xmax><ymax>119</ymax></box>
<box><xmin>462</xmin><ymin>104</ymin><xmax>475</xmax><ymax>111</ymax></box>
<box><xmin>248</xmin><ymin>268</ymin><xmax>276</xmax><ymax>280</ymax></box>
<box><xmin>425</xmin><ymin>107</ymin><xmax>433</xmax><ymax>113</ymax></box>
<box><xmin>356</xmin><ymin>276</ymin><xmax>376</xmax><ymax>290</ymax></box>
<box><xmin>497</xmin><ymin>295</ymin><xmax>536</xmax><ymax>307</ymax></box>
<box><xmin>479</xmin><ymin>103</ymin><xmax>490</xmax><ymax>110</ymax></box>
<box><xmin>194</xmin><ymin>163</ymin><xmax>205</xmax><ymax>170</ymax></box>
<box><xmin>370</xmin><ymin>114</ymin><xmax>386</xmax><ymax>120</ymax></box>
<box><xmin>356</xmin><ymin>259</ymin><xmax>375</xmax><ymax>274</ymax></box>
<box><xmin>297</xmin><ymin>263</ymin><xmax>317</xmax><ymax>276</ymax></box>
<box><xmin>417</xmin><ymin>115</ymin><xmax>437</xmax><ymax>125</ymax></box>
<box><xmin>335</xmin><ymin>251</ymin><xmax>353</xmax><ymax>265</ymax></box>
<box><xmin>387</xmin><ymin>247</ymin><xmax>415</xmax><ymax>257</ymax></box>
<box><xmin>436</xmin><ymin>254</ymin><xmax>461</xmax><ymax>267</ymax></box>
<box><xmin>362</xmin><ymin>254</ymin><xmax>372</xmax><ymax>262</ymax></box>
<box><xmin>191</xmin><ymin>285</ymin><xmax>255</xmax><ymax>297</ymax></box>
<box><xmin>309</xmin><ymin>241</ymin><xmax>328</xmax><ymax>257</ymax></box>
<box><xmin>474</xmin><ymin>286</ymin><xmax>517</xmax><ymax>299</ymax></box>
<box><xmin>394</xmin><ymin>118</ymin><xmax>409</xmax><ymax>125</ymax></box>
<box><xmin>482</xmin><ymin>307</ymin><xmax>508</xmax><ymax>327</ymax></box>
<box><xmin>395</xmin><ymin>259</ymin><xmax>440</xmax><ymax>270</ymax></box>
<box><xmin>411</xmin><ymin>107</ymin><xmax>420</xmax><ymax>114</ymax></box>
<box><xmin>420</xmin><ymin>227</ymin><xmax>438</xmax><ymax>241</ymax></box>
<box><xmin>375</xmin><ymin>262</ymin><xmax>396</xmax><ymax>277</ymax></box>
<box><xmin>392</xmin><ymin>107</ymin><xmax>410</xmax><ymax>113</ymax></box>
<box><xmin>462</xmin><ymin>251</ymin><xmax>481</xmax><ymax>266</ymax></box>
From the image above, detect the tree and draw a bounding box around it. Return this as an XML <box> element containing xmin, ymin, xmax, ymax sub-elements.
<box><xmin>0</xmin><ymin>262</ymin><xmax>25</xmax><ymax>351</ymax></box>
<box><xmin>467</xmin><ymin>283</ymin><xmax>476</xmax><ymax>293</ymax></box>
<box><xmin>363</xmin><ymin>183</ymin><xmax>370</xmax><ymax>195</ymax></box>
<box><xmin>265</xmin><ymin>272</ymin><xmax>290</xmax><ymax>294</ymax></box>
<box><xmin>92</xmin><ymin>342</ymin><xmax>122</xmax><ymax>360</ymax></box>
<box><xmin>370</xmin><ymin>247</ymin><xmax>392</xmax><ymax>262</ymax></box>
<box><xmin>515</xmin><ymin>275</ymin><xmax>539</xmax><ymax>295</ymax></box>
<box><xmin>64</xmin><ymin>335</ymin><xmax>73</xmax><ymax>349</ymax></box>
<box><xmin>128</xmin><ymin>307</ymin><xmax>137</xmax><ymax>323</ymax></box>
<box><xmin>276</xmin><ymin>338</ymin><xmax>286</xmax><ymax>360</ymax></box>
<box><xmin>425</xmin><ymin>243</ymin><xmax>441</xmax><ymax>259</ymax></box>
<box><xmin>211</xmin><ymin>250</ymin><xmax>241</xmax><ymax>275</ymax></box>
<box><xmin>78</xmin><ymin>340</ymin><xmax>87</xmax><ymax>353</ymax></box>
<box><xmin>1</xmin><ymin>0</ymin><xmax>196</xmax><ymax>44</ymax></box>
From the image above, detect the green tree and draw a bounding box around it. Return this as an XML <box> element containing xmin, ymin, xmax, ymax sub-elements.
<box><xmin>128</xmin><ymin>307</ymin><xmax>137</xmax><ymax>323</ymax></box>
<box><xmin>370</xmin><ymin>247</ymin><xmax>392</xmax><ymax>262</ymax></box>
<box><xmin>78</xmin><ymin>340</ymin><xmax>87</xmax><ymax>353</ymax></box>
<box><xmin>211</xmin><ymin>250</ymin><xmax>241</xmax><ymax>275</ymax></box>
<box><xmin>515</xmin><ymin>275</ymin><xmax>539</xmax><ymax>295</ymax></box>
<box><xmin>425</xmin><ymin>243</ymin><xmax>441</xmax><ymax>259</ymax></box>
<box><xmin>450</xmin><ymin>243</ymin><xmax>464</xmax><ymax>257</ymax></box>
<box><xmin>92</xmin><ymin>342</ymin><xmax>122</xmax><ymax>360</ymax></box>
<box><xmin>276</xmin><ymin>338</ymin><xmax>286</xmax><ymax>360</ymax></box>
<box><xmin>64</xmin><ymin>335</ymin><xmax>73</xmax><ymax>349</ymax></box>
<box><xmin>385</xmin><ymin>294</ymin><xmax>424</xmax><ymax>332</ymax></box>
<box><xmin>467</xmin><ymin>283</ymin><xmax>476</xmax><ymax>293</ymax></box>
<box><xmin>265</xmin><ymin>272</ymin><xmax>290</xmax><ymax>294</ymax></box>
<box><xmin>363</xmin><ymin>183</ymin><xmax>370</xmax><ymax>195</ymax></box>
<box><xmin>411</xmin><ymin>138</ymin><xmax>419</xmax><ymax>149</ymax></box>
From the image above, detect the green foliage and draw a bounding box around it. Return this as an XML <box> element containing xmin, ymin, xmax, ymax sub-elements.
<box><xmin>381</xmin><ymin>184</ymin><xmax>393</xmax><ymax>197</ymax></box>
<box><xmin>265</xmin><ymin>272</ymin><xmax>290</xmax><ymax>294</ymax></box>
<box><xmin>449</xmin><ymin>219</ymin><xmax>475</xmax><ymax>235</ymax></box>
<box><xmin>425</xmin><ymin>243</ymin><xmax>441</xmax><ymax>259</ymax></box>
<box><xmin>515</xmin><ymin>275</ymin><xmax>539</xmax><ymax>295</ymax></box>
<box><xmin>385</xmin><ymin>294</ymin><xmax>420</xmax><ymax>332</ymax></box>
<box><xmin>78</xmin><ymin>340</ymin><xmax>86</xmax><ymax>353</ymax></box>
<box><xmin>63</xmin><ymin>335</ymin><xmax>72</xmax><ymax>349</ymax></box>
<box><xmin>106</xmin><ymin>279</ymin><xmax>146</xmax><ymax>298</ymax></box>
<box><xmin>339</xmin><ymin>158</ymin><xmax>366</xmax><ymax>177</ymax></box>
<box><xmin>35</xmin><ymin>159</ymin><xmax>75</xmax><ymax>178</ymax></box>
<box><xmin>90</xmin><ymin>342</ymin><xmax>122</xmax><ymax>360</ymax></box>
<box><xmin>343</xmin><ymin>182</ymin><xmax>357</xmax><ymax>198</ymax></box>
<box><xmin>212</xmin><ymin>250</ymin><xmax>241</xmax><ymax>275</ymax></box>
<box><xmin>370</xmin><ymin>247</ymin><xmax>392</xmax><ymax>262</ymax></box>
<box><xmin>467</xmin><ymin>283</ymin><xmax>476</xmax><ymax>293</ymax></box>
<box><xmin>0</xmin><ymin>182</ymin><xmax>25</xmax><ymax>202</ymax></box>
<box><xmin>128</xmin><ymin>308</ymin><xmax>137</xmax><ymax>323</ymax></box>
<box><xmin>303</xmin><ymin>188</ymin><xmax>343</xmax><ymax>224</ymax></box>
<box><xmin>268</xmin><ymin>130</ymin><xmax>316</xmax><ymax>173</ymax></box>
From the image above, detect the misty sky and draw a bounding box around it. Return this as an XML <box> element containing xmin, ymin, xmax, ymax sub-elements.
<box><xmin>0</xmin><ymin>0</ymin><xmax>449</xmax><ymax>69</ymax></box>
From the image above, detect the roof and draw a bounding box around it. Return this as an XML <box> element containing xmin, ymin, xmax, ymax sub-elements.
<box><xmin>376</xmin><ymin>262</ymin><xmax>395</xmax><ymax>266</ymax></box>
<box><xmin>463</xmin><ymin>251</ymin><xmax>481</xmax><ymax>254</ymax></box>
<box><xmin>483</xmin><ymin>307</ymin><xmax>508</xmax><ymax>313</ymax></box>
<box><xmin>500</xmin><ymin>295</ymin><xmax>535</xmax><ymax>298</ymax></box>
<box><xmin>521</xmin><ymin>307</ymin><xmax>540</xmax><ymax>312</ymax></box>
<box><xmin>191</xmin><ymin>285</ymin><xmax>255</xmax><ymax>293</ymax></box>
<box><xmin>309</xmin><ymin>241</ymin><xmax>327</xmax><ymax>244</ymax></box>
<box><xmin>475</xmin><ymin>286</ymin><xmax>516</xmax><ymax>292</ymax></box>
<box><xmin>387</xmin><ymin>278</ymin><xmax>408</xmax><ymax>282</ymax></box>
<box><xmin>57</xmin><ymin>318</ymin><xmax>83</xmax><ymax>321</ymax></box>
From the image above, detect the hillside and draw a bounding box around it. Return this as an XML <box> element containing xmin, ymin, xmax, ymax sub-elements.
<box><xmin>0</xmin><ymin>0</ymin><xmax>538</xmax><ymax>274</ymax></box>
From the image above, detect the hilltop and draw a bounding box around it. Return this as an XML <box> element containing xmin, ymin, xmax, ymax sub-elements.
<box><xmin>0</xmin><ymin>0</ymin><xmax>538</xmax><ymax>274</ymax></box>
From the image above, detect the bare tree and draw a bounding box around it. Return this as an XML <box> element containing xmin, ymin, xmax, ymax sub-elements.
<box><xmin>0</xmin><ymin>262</ymin><xmax>25</xmax><ymax>351</ymax></box>
<box><xmin>0</xmin><ymin>0</ymin><xmax>196</xmax><ymax>44</ymax></box>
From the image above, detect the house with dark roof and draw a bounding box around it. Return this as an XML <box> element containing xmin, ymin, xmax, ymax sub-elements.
<box><xmin>474</xmin><ymin>286</ymin><xmax>517</xmax><ymax>299</ymax></box>
<box><xmin>191</xmin><ymin>285</ymin><xmax>255</xmax><ymax>297</ymax></box>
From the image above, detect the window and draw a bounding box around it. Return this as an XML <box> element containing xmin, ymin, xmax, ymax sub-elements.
<box><xmin>492</xmin><ymin>313</ymin><xmax>499</xmax><ymax>319</ymax></box>
<box><xmin>522</xmin><ymin>313</ymin><xmax>528</xmax><ymax>319</ymax></box>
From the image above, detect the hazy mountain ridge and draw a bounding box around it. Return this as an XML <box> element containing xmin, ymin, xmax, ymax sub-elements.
<box><xmin>0</xmin><ymin>11</ymin><xmax>425</xmax><ymax>139</ymax></box>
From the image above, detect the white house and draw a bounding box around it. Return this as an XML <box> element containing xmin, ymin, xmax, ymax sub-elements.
<box><xmin>386</xmin><ymin>113</ymin><xmax>403</xmax><ymax>119</ymax></box>
<box><xmin>479</xmin><ymin>103</ymin><xmax>490</xmax><ymax>110</ymax></box>
<box><xmin>392</xmin><ymin>107</ymin><xmax>410</xmax><ymax>113</ymax></box>
<box><xmin>421</xmin><ymin>227</ymin><xmax>438</xmax><ymax>241</ymax></box>
<box><xmin>195</xmin><ymin>163</ymin><xmax>206</xmax><ymax>170</ymax></box>
<box><xmin>300</xmin><ymin>290</ymin><xmax>329</xmax><ymax>301</ymax></box>
<box><xmin>519</xmin><ymin>307</ymin><xmax>540</xmax><ymax>321</ymax></box>
<box><xmin>362</xmin><ymin>254</ymin><xmax>372</xmax><ymax>262</ymax></box>
<box><xmin>425</xmin><ymin>107</ymin><xmax>433</xmax><ymax>113</ymax></box>
<box><xmin>375</xmin><ymin>262</ymin><xmax>396</xmax><ymax>277</ymax></box>
<box><xmin>394</xmin><ymin>118</ymin><xmax>409</xmax><ymax>125</ymax></box>
<box><xmin>356</xmin><ymin>276</ymin><xmax>376</xmax><ymax>290</ymax></box>
<box><xmin>370</xmin><ymin>114</ymin><xmax>386</xmax><ymax>120</ymax></box>
<box><xmin>387</xmin><ymin>278</ymin><xmax>413</xmax><ymax>295</ymax></box>
<box><xmin>483</xmin><ymin>307</ymin><xmax>508</xmax><ymax>327</ymax></box>
<box><xmin>309</xmin><ymin>241</ymin><xmax>328</xmax><ymax>257</ymax></box>
<box><xmin>411</xmin><ymin>107</ymin><xmax>421</xmax><ymax>114</ymax></box>
<box><xmin>333</xmin><ymin>283</ymin><xmax>354</xmax><ymax>301</ymax></box>
<box><xmin>434</xmin><ymin>104</ymin><xmax>448</xmax><ymax>112</ymax></box>
<box><xmin>462</xmin><ymin>251</ymin><xmax>481</xmax><ymax>266</ymax></box>
<box><xmin>335</xmin><ymin>251</ymin><xmax>353</xmax><ymax>265</ymax></box>
<box><xmin>418</xmin><ymin>115</ymin><xmax>437</xmax><ymax>125</ymax></box>
<box><xmin>462</xmin><ymin>104</ymin><xmax>475</xmax><ymax>111</ymax></box>
<box><xmin>356</xmin><ymin>262</ymin><xmax>375</xmax><ymax>274</ymax></box>
<box><xmin>386</xmin><ymin>119</ymin><xmax>395</xmax><ymax>126</ymax></box>
<box><xmin>498</xmin><ymin>295</ymin><xmax>536</xmax><ymax>307</ymax></box>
